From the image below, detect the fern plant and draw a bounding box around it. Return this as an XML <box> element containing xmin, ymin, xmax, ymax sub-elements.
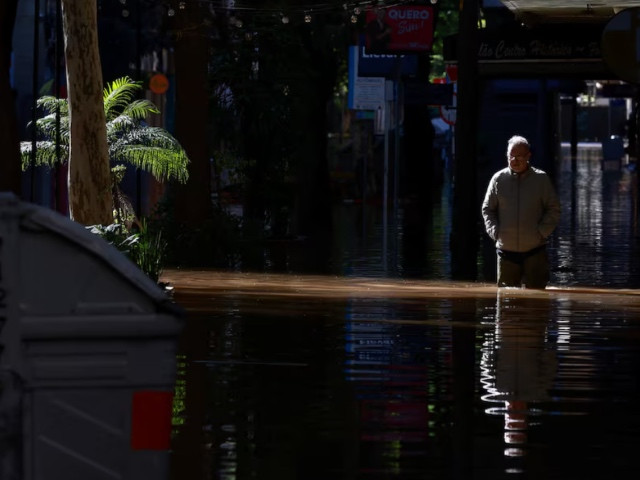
<box><xmin>21</xmin><ymin>76</ymin><xmax>188</xmax><ymax>281</ymax></box>
<box><xmin>89</xmin><ymin>219</ymin><xmax>167</xmax><ymax>283</ymax></box>
<box><xmin>20</xmin><ymin>75</ymin><xmax>189</xmax><ymax>199</ymax></box>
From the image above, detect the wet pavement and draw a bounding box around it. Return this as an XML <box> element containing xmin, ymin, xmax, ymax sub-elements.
<box><xmin>163</xmin><ymin>145</ymin><xmax>640</xmax><ymax>479</ymax></box>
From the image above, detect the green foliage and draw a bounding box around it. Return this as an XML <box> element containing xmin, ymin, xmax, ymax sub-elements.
<box><xmin>88</xmin><ymin>219</ymin><xmax>167</xmax><ymax>283</ymax></box>
<box><xmin>111</xmin><ymin>165</ymin><xmax>136</xmax><ymax>227</ymax></box>
<box><xmin>20</xmin><ymin>76</ymin><xmax>189</xmax><ymax>184</ymax></box>
<box><xmin>431</xmin><ymin>0</ymin><xmax>460</xmax><ymax>80</ymax></box>
<box><xmin>103</xmin><ymin>76</ymin><xmax>159</xmax><ymax>121</ymax></box>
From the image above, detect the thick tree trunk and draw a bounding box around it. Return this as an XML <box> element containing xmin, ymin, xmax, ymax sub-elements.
<box><xmin>61</xmin><ymin>0</ymin><xmax>112</xmax><ymax>225</ymax></box>
<box><xmin>0</xmin><ymin>0</ymin><xmax>21</xmax><ymax>195</ymax></box>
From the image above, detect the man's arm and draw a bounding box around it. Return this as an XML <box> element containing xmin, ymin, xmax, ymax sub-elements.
<box><xmin>481</xmin><ymin>177</ymin><xmax>499</xmax><ymax>241</ymax></box>
<box><xmin>538</xmin><ymin>175</ymin><xmax>561</xmax><ymax>239</ymax></box>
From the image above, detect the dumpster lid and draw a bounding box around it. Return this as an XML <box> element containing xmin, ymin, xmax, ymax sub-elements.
<box><xmin>0</xmin><ymin>192</ymin><xmax>182</xmax><ymax>316</ymax></box>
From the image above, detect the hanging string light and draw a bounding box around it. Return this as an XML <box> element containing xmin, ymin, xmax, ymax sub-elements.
<box><xmin>155</xmin><ymin>0</ymin><xmax>413</xmax><ymax>18</ymax></box>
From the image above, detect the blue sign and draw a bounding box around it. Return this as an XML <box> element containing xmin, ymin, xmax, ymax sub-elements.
<box><xmin>355</xmin><ymin>41</ymin><xmax>418</xmax><ymax>77</ymax></box>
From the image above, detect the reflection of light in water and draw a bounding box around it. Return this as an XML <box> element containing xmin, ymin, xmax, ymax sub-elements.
<box><xmin>555</xmin><ymin>145</ymin><xmax>637</xmax><ymax>287</ymax></box>
<box><xmin>557</xmin><ymin>148</ymin><xmax>605</xmax><ymax>285</ymax></box>
<box><xmin>505</xmin><ymin>466</ymin><xmax>524</xmax><ymax>474</ymax></box>
<box><xmin>555</xmin><ymin>299</ymin><xmax>573</xmax><ymax>351</ymax></box>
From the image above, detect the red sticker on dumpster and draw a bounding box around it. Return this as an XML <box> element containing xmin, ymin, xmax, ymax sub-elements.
<box><xmin>131</xmin><ymin>391</ymin><xmax>173</xmax><ymax>450</ymax></box>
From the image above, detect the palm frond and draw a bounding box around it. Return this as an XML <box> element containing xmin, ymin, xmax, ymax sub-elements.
<box><xmin>36</xmin><ymin>114</ymin><xmax>70</xmax><ymax>142</ymax></box>
<box><xmin>20</xmin><ymin>141</ymin><xmax>68</xmax><ymax>170</ymax></box>
<box><xmin>103</xmin><ymin>76</ymin><xmax>143</xmax><ymax>121</ymax></box>
<box><xmin>22</xmin><ymin>75</ymin><xmax>190</xmax><ymax>186</ymax></box>
<box><xmin>122</xmin><ymin>99</ymin><xmax>160</xmax><ymax>121</ymax></box>
<box><xmin>112</xmin><ymin>146</ymin><xmax>189</xmax><ymax>183</ymax></box>
<box><xmin>106</xmin><ymin>114</ymin><xmax>138</xmax><ymax>138</ymax></box>
<box><xmin>109</xmin><ymin>128</ymin><xmax>189</xmax><ymax>183</ymax></box>
<box><xmin>36</xmin><ymin>96</ymin><xmax>69</xmax><ymax>116</ymax></box>
<box><xmin>118</xmin><ymin>127</ymin><xmax>186</xmax><ymax>151</ymax></box>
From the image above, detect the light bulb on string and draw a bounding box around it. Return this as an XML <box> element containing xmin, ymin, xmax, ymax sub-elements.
<box><xmin>281</xmin><ymin>14</ymin><xmax>289</xmax><ymax>24</ymax></box>
<box><xmin>304</xmin><ymin>12</ymin><xmax>312</xmax><ymax>23</ymax></box>
<box><xmin>179</xmin><ymin>1</ymin><xmax>186</xmax><ymax>9</ymax></box>
<box><xmin>122</xmin><ymin>8</ymin><xmax>129</xmax><ymax>17</ymax></box>
<box><xmin>350</xmin><ymin>14</ymin><xmax>357</xmax><ymax>23</ymax></box>
<box><xmin>167</xmin><ymin>7</ymin><xmax>175</xmax><ymax>17</ymax></box>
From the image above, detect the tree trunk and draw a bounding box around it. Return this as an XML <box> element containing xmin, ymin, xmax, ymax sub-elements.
<box><xmin>0</xmin><ymin>0</ymin><xmax>21</xmax><ymax>195</ymax></box>
<box><xmin>61</xmin><ymin>0</ymin><xmax>112</xmax><ymax>225</ymax></box>
<box><xmin>173</xmin><ymin>0</ymin><xmax>211</xmax><ymax>228</ymax></box>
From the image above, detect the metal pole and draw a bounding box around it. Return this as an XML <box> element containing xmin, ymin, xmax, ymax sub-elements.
<box><xmin>30</xmin><ymin>0</ymin><xmax>40</xmax><ymax>202</ymax></box>
<box><xmin>383</xmin><ymin>101</ymin><xmax>389</xmax><ymax>273</ymax></box>
<box><xmin>362</xmin><ymin>124</ymin><xmax>367</xmax><ymax>206</ymax></box>
<box><xmin>362</xmin><ymin>125</ymin><xmax>367</xmax><ymax>240</ymax></box>
<box><xmin>136</xmin><ymin>0</ymin><xmax>142</xmax><ymax>219</ymax></box>
<box><xmin>392</xmin><ymin>60</ymin><xmax>401</xmax><ymax>274</ymax></box>
<box><xmin>571</xmin><ymin>92</ymin><xmax>578</xmax><ymax>171</ymax></box>
<box><xmin>54</xmin><ymin>0</ymin><xmax>62</xmax><ymax>211</ymax></box>
<box><xmin>451</xmin><ymin>0</ymin><xmax>479</xmax><ymax>281</ymax></box>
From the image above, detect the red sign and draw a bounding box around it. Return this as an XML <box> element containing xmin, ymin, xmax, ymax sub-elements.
<box><xmin>364</xmin><ymin>6</ymin><xmax>434</xmax><ymax>53</ymax></box>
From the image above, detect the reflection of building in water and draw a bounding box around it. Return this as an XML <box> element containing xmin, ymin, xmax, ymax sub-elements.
<box><xmin>480</xmin><ymin>290</ymin><xmax>558</xmax><ymax>472</ymax></box>
<box><xmin>344</xmin><ymin>298</ymin><xmax>453</xmax><ymax>471</ymax></box>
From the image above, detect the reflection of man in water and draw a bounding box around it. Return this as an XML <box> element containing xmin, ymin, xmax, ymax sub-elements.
<box><xmin>482</xmin><ymin>291</ymin><xmax>558</xmax><ymax>473</ymax></box>
<box><xmin>366</xmin><ymin>8</ymin><xmax>392</xmax><ymax>53</ymax></box>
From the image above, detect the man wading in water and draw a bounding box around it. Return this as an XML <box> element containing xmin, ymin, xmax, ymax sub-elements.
<box><xmin>482</xmin><ymin>135</ymin><xmax>561</xmax><ymax>289</ymax></box>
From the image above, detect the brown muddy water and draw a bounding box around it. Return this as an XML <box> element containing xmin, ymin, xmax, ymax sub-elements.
<box><xmin>165</xmin><ymin>273</ymin><xmax>640</xmax><ymax>480</ymax></box>
<box><xmin>165</xmin><ymin>147</ymin><xmax>640</xmax><ymax>479</ymax></box>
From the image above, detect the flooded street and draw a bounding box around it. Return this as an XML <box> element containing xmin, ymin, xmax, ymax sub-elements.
<box><xmin>164</xmin><ymin>146</ymin><xmax>640</xmax><ymax>479</ymax></box>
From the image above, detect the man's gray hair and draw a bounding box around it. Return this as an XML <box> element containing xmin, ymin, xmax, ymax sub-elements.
<box><xmin>507</xmin><ymin>135</ymin><xmax>530</xmax><ymax>154</ymax></box>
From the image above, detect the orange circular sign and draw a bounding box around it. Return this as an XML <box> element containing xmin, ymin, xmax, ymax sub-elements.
<box><xmin>149</xmin><ymin>73</ymin><xmax>169</xmax><ymax>94</ymax></box>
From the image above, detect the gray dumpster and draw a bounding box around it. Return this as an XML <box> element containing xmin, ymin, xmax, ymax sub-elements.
<box><xmin>0</xmin><ymin>192</ymin><xmax>183</xmax><ymax>480</ymax></box>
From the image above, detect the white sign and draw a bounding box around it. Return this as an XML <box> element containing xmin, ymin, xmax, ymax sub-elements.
<box><xmin>353</xmin><ymin>77</ymin><xmax>386</xmax><ymax>110</ymax></box>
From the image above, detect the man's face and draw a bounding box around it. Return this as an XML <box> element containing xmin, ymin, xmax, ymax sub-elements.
<box><xmin>507</xmin><ymin>144</ymin><xmax>530</xmax><ymax>174</ymax></box>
